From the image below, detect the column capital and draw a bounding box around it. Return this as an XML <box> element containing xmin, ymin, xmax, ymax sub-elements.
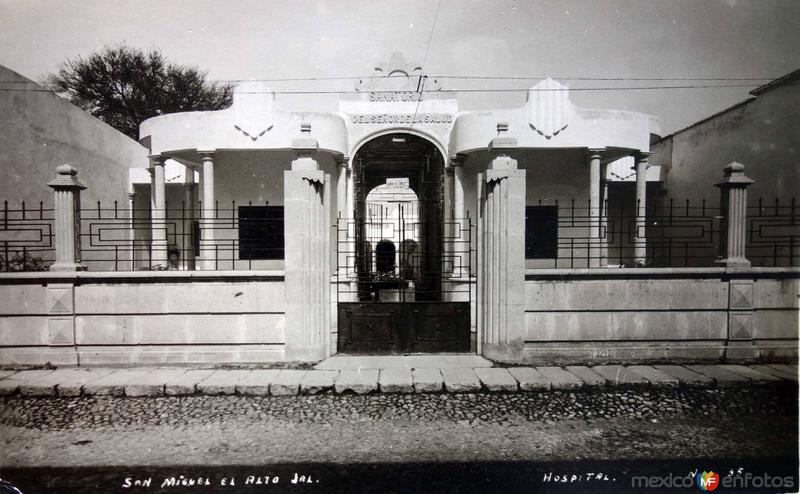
<box><xmin>292</xmin><ymin>138</ymin><xmax>319</xmax><ymax>158</ymax></box>
<box><xmin>149</xmin><ymin>154</ymin><xmax>166</xmax><ymax>167</ymax></box>
<box><xmin>197</xmin><ymin>149</ymin><xmax>216</xmax><ymax>159</ymax></box>
<box><xmin>449</xmin><ymin>153</ymin><xmax>466</xmax><ymax>166</ymax></box>
<box><xmin>47</xmin><ymin>164</ymin><xmax>86</xmax><ymax>190</ymax></box>
<box><xmin>634</xmin><ymin>150</ymin><xmax>653</xmax><ymax>162</ymax></box>
<box><xmin>587</xmin><ymin>147</ymin><xmax>606</xmax><ymax>159</ymax></box>
<box><xmin>335</xmin><ymin>155</ymin><xmax>350</xmax><ymax>167</ymax></box>
<box><xmin>715</xmin><ymin>161</ymin><xmax>754</xmax><ymax>188</ymax></box>
<box><xmin>489</xmin><ymin>137</ymin><xmax>518</xmax><ymax>152</ymax></box>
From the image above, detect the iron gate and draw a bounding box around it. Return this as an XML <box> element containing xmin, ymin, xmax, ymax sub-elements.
<box><xmin>335</xmin><ymin>202</ymin><xmax>475</xmax><ymax>354</ymax></box>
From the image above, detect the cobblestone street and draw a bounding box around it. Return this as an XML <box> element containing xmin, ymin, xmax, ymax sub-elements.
<box><xmin>0</xmin><ymin>383</ymin><xmax>797</xmax><ymax>493</ymax></box>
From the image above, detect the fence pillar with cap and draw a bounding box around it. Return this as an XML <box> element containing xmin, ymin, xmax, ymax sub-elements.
<box><xmin>47</xmin><ymin>164</ymin><xmax>86</xmax><ymax>271</ymax></box>
<box><xmin>284</xmin><ymin>137</ymin><xmax>331</xmax><ymax>361</ymax></box>
<box><xmin>478</xmin><ymin>139</ymin><xmax>526</xmax><ymax>361</ymax></box>
<box><xmin>716</xmin><ymin>162</ymin><xmax>754</xmax><ymax>268</ymax></box>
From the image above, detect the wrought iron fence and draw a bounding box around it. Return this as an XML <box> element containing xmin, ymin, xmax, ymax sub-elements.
<box><xmin>0</xmin><ymin>201</ymin><xmax>54</xmax><ymax>271</ymax></box>
<box><xmin>525</xmin><ymin>197</ymin><xmax>798</xmax><ymax>268</ymax></box>
<box><xmin>747</xmin><ymin>198</ymin><xmax>799</xmax><ymax>267</ymax></box>
<box><xmin>77</xmin><ymin>200</ymin><xmax>285</xmax><ymax>271</ymax></box>
<box><xmin>334</xmin><ymin>208</ymin><xmax>475</xmax><ymax>303</ymax></box>
<box><xmin>527</xmin><ymin>198</ymin><xmax>724</xmax><ymax>268</ymax></box>
<box><xmin>1</xmin><ymin>196</ymin><xmax>796</xmax><ymax>272</ymax></box>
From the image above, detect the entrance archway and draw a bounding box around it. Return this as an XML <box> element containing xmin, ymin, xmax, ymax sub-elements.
<box><xmin>353</xmin><ymin>133</ymin><xmax>444</xmax><ymax>301</ymax></box>
<box><xmin>336</xmin><ymin>132</ymin><xmax>471</xmax><ymax>354</ymax></box>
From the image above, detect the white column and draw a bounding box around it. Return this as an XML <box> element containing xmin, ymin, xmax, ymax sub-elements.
<box><xmin>336</xmin><ymin>157</ymin><xmax>348</xmax><ymax>219</ymax></box>
<box><xmin>198</xmin><ymin>150</ymin><xmax>216</xmax><ymax>270</ymax></box>
<box><xmin>284</xmin><ymin>138</ymin><xmax>331</xmax><ymax>361</ymax></box>
<box><xmin>183</xmin><ymin>165</ymin><xmax>196</xmax><ymax>270</ymax></box>
<box><xmin>47</xmin><ymin>164</ymin><xmax>86</xmax><ymax>271</ymax></box>
<box><xmin>128</xmin><ymin>192</ymin><xmax>136</xmax><ymax>270</ymax></box>
<box><xmin>345</xmin><ymin>158</ymin><xmax>355</xmax><ymax>276</ymax></box>
<box><xmin>150</xmin><ymin>155</ymin><xmax>168</xmax><ymax>266</ymax></box>
<box><xmin>588</xmin><ymin>148</ymin><xmax>604</xmax><ymax>268</ymax></box>
<box><xmin>600</xmin><ymin>163</ymin><xmax>609</xmax><ymax>267</ymax></box>
<box><xmin>443</xmin><ymin>166</ymin><xmax>455</xmax><ymax>278</ymax></box>
<box><xmin>633</xmin><ymin>152</ymin><xmax>651</xmax><ymax>265</ymax></box>
<box><xmin>453</xmin><ymin>158</ymin><xmax>465</xmax><ymax>220</ymax></box>
<box><xmin>335</xmin><ymin>156</ymin><xmax>349</xmax><ymax>279</ymax></box>
<box><xmin>478</xmin><ymin>153</ymin><xmax>526</xmax><ymax>362</ymax></box>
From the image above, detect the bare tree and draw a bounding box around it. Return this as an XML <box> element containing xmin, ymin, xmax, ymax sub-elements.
<box><xmin>49</xmin><ymin>45</ymin><xmax>233</xmax><ymax>139</ymax></box>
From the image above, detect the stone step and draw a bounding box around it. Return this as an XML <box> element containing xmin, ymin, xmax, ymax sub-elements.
<box><xmin>0</xmin><ymin>370</ymin><xmax>55</xmax><ymax>396</ymax></box>
<box><xmin>165</xmin><ymin>370</ymin><xmax>217</xmax><ymax>396</ymax></box>
<box><xmin>412</xmin><ymin>368</ymin><xmax>443</xmax><ymax>393</ymax></box>
<box><xmin>565</xmin><ymin>366</ymin><xmax>607</xmax><ymax>387</ymax></box>
<box><xmin>196</xmin><ymin>370</ymin><xmax>254</xmax><ymax>396</ymax></box>
<box><xmin>300</xmin><ymin>370</ymin><xmax>338</xmax><ymax>394</ymax></box>
<box><xmin>236</xmin><ymin>369</ymin><xmax>282</xmax><ymax>396</ymax></box>
<box><xmin>379</xmin><ymin>368</ymin><xmax>414</xmax><ymax>393</ymax></box>
<box><xmin>749</xmin><ymin>365</ymin><xmax>797</xmax><ymax>381</ymax></box>
<box><xmin>335</xmin><ymin>369</ymin><xmax>379</xmax><ymax>394</ymax></box>
<box><xmin>686</xmin><ymin>365</ymin><xmax>752</xmax><ymax>387</ymax></box>
<box><xmin>315</xmin><ymin>355</ymin><xmax>492</xmax><ymax>370</ymax></box>
<box><xmin>653</xmin><ymin>365</ymin><xmax>714</xmax><ymax>386</ymax></box>
<box><xmin>626</xmin><ymin>366</ymin><xmax>680</xmax><ymax>387</ymax></box>
<box><xmin>83</xmin><ymin>369</ymin><xmax>151</xmax><ymax>396</ymax></box>
<box><xmin>590</xmin><ymin>365</ymin><xmax>649</xmax><ymax>387</ymax></box>
<box><xmin>1</xmin><ymin>363</ymin><xmax>794</xmax><ymax>398</ymax></box>
<box><xmin>271</xmin><ymin>370</ymin><xmax>308</xmax><ymax>396</ymax></box>
<box><xmin>441</xmin><ymin>368</ymin><xmax>481</xmax><ymax>393</ymax></box>
<box><xmin>508</xmin><ymin>367</ymin><xmax>550</xmax><ymax>391</ymax></box>
<box><xmin>535</xmin><ymin>367</ymin><xmax>583</xmax><ymax>390</ymax></box>
<box><xmin>474</xmin><ymin>368</ymin><xmax>518</xmax><ymax>392</ymax></box>
<box><xmin>124</xmin><ymin>369</ymin><xmax>189</xmax><ymax>397</ymax></box>
<box><xmin>718</xmin><ymin>365</ymin><xmax>781</xmax><ymax>384</ymax></box>
<box><xmin>19</xmin><ymin>368</ymin><xmax>115</xmax><ymax>396</ymax></box>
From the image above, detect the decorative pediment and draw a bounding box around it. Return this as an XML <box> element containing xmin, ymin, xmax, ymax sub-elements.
<box><xmin>354</xmin><ymin>52</ymin><xmax>441</xmax><ymax>100</ymax></box>
<box><xmin>232</xmin><ymin>81</ymin><xmax>275</xmax><ymax>141</ymax></box>
<box><xmin>527</xmin><ymin>78</ymin><xmax>570</xmax><ymax>138</ymax></box>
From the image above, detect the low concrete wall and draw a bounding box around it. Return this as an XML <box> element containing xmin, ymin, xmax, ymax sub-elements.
<box><xmin>523</xmin><ymin>268</ymin><xmax>799</xmax><ymax>364</ymax></box>
<box><xmin>0</xmin><ymin>271</ymin><xmax>286</xmax><ymax>366</ymax></box>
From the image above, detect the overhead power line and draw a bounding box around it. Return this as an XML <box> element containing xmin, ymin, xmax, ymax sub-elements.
<box><xmin>0</xmin><ymin>75</ymin><xmax>783</xmax><ymax>85</ymax></box>
<box><xmin>0</xmin><ymin>83</ymin><xmax>783</xmax><ymax>94</ymax></box>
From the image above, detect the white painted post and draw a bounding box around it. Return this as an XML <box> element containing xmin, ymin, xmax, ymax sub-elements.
<box><xmin>600</xmin><ymin>163</ymin><xmax>609</xmax><ymax>267</ymax></box>
<box><xmin>183</xmin><ymin>165</ymin><xmax>196</xmax><ymax>270</ymax></box>
<box><xmin>478</xmin><ymin>139</ymin><xmax>526</xmax><ymax>362</ymax></box>
<box><xmin>716</xmin><ymin>162</ymin><xmax>754</xmax><ymax>268</ymax></box>
<box><xmin>633</xmin><ymin>152</ymin><xmax>651</xmax><ymax>265</ymax></box>
<box><xmin>150</xmin><ymin>155</ymin><xmax>168</xmax><ymax>266</ymax></box>
<box><xmin>198</xmin><ymin>150</ymin><xmax>216</xmax><ymax>270</ymax></box>
<box><xmin>588</xmin><ymin>148</ymin><xmax>604</xmax><ymax>267</ymax></box>
<box><xmin>284</xmin><ymin>137</ymin><xmax>331</xmax><ymax>361</ymax></box>
<box><xmin>48</xmin><ymin>164</ymin><xmax>86</xmax><ymax>271</ymax></box>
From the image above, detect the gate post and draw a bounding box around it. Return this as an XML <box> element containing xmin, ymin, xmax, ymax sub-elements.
<box><xmin>48</xmin><ymin>164</ymin><xmax>86</xmax><ymax>271</ymax></box>
<box><xmin>284</xmin><ymin>137</ymin><xmax>332</xmax><ymax>361</ymax></box>
<box><xmin>478</xmin><ymin>139</ymin><xmax>526</xmax><ymax>361</ymax></box>
<box><xmin>715</xmin><ymin>162</ymin><xmax>753</xmax><ymax>268</ymax></box>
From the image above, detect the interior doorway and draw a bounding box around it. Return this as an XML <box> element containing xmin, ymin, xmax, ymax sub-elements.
<box><xmin>336</xmin><ymin>132</ymin><xmax>472</xmax><ymax>354</ymax></box>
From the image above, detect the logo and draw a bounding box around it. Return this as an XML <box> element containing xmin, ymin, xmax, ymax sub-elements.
<box><xmin>696</xmin><ymin>471</ymin><xmax>720</xmax><ymax>491</ymax></box>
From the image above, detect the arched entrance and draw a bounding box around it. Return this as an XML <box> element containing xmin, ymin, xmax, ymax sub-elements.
<box><xmin>336</xmin><ymin>132</ymin><xmax>472</xmax><ymax>354</ymax></box>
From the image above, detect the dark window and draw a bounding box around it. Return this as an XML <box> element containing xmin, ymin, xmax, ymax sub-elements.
<box><xmin>193</xmin><ymin>220</ymin><xmax>201</xmax><ymax>257</ymax></box>
<box><xmin>525</xmin><ymin>206</ymin><xmax>558</xmax><ymax>259</ymax></box>
<box><xmin>239</xmin><ymin>206</ymin><xmax>284</xmax><ymax>260</ymax></box>
<box><xmin>375</xmin><ymin>240</ymin><xmax>396</xmax><ymax>273</ymax></box>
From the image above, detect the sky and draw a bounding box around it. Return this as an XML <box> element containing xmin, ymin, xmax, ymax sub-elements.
<box><xmin>1</xmin><ymin>0</ymin><xmax>798</xmax><ymax>134</ymax></box>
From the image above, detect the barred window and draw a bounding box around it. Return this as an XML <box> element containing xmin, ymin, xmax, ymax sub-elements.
<box><xmin>238</xmin><ymin>206</ymin><xmax>284</xmax><ymax>260</ymax></box>
<box><xmin>525</xmin><ymin>206</ymin><xmax>558</xmax><ymax>259</ymax></box>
